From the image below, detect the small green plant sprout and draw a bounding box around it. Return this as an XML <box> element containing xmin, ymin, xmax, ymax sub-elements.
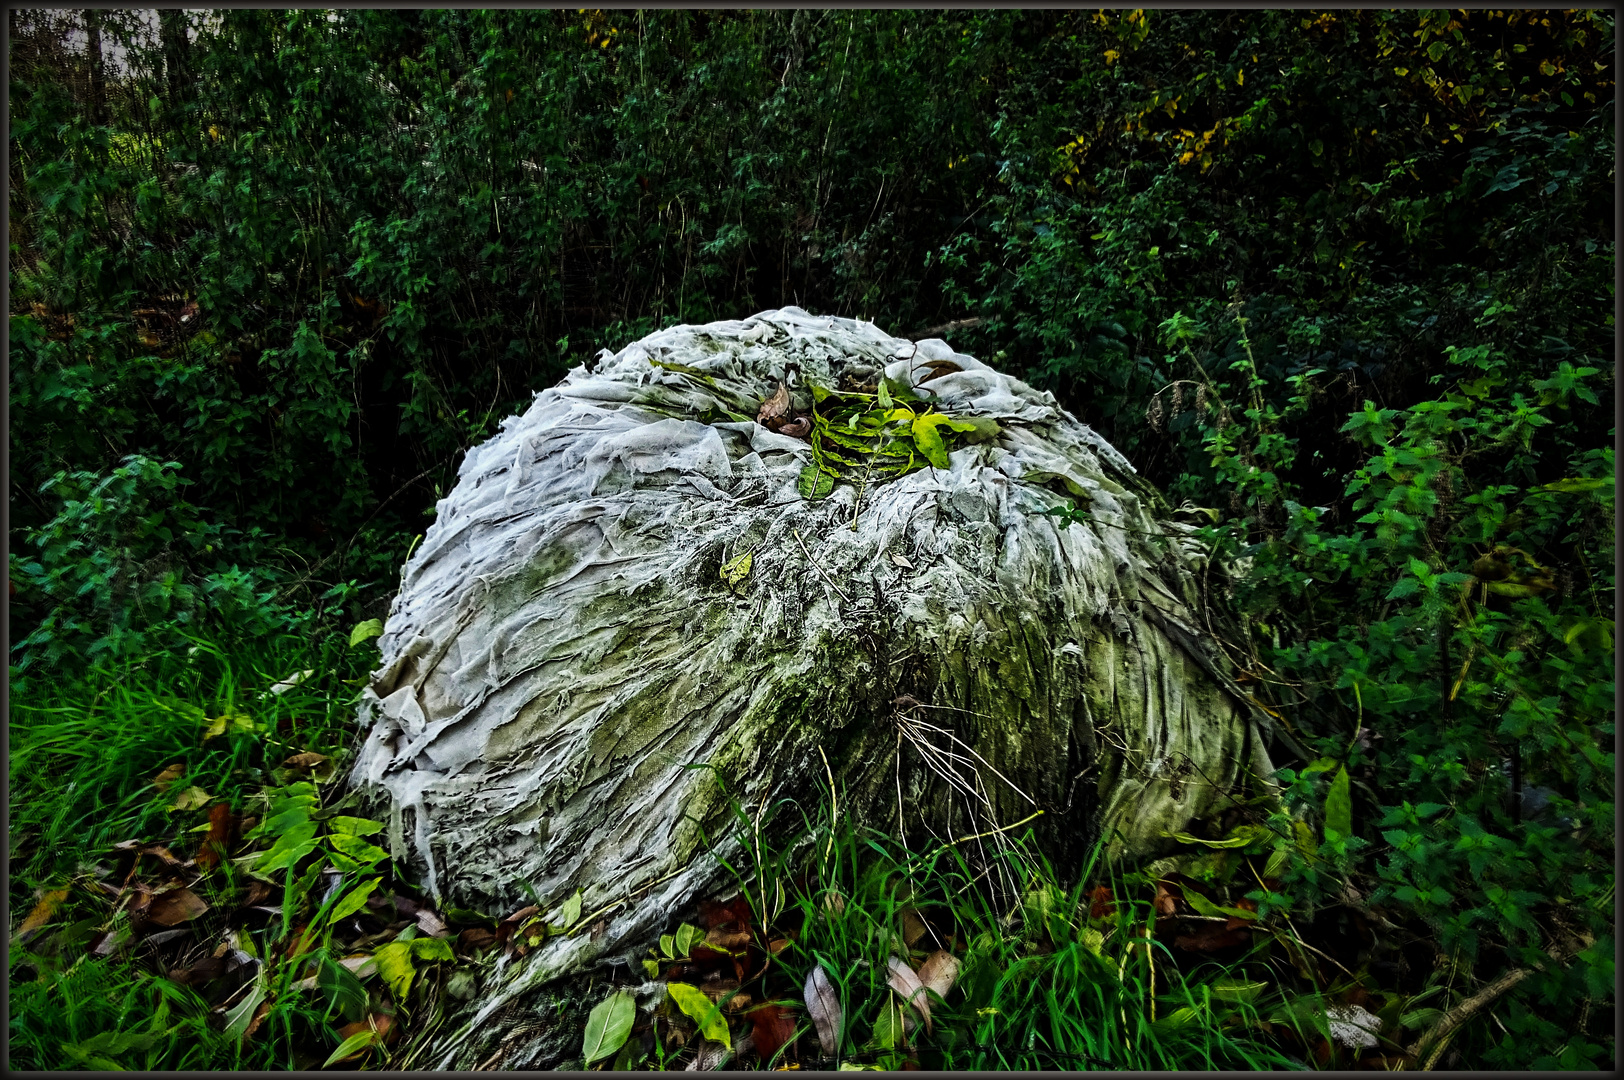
<box><xmin>645</xmin><ymin>921</ymin><xmax>705</xmax><ymax>977</ymax></box>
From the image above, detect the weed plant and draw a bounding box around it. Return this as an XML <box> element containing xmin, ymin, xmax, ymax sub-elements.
<box><xmin>703</xmin><ymin>785</ymin><xmax>1311</xmax><ymax>1071</ymax></box>
<box><xmin>9</xmin><ymin>628</ymin><xmax>375</xmax><ymax>1070</ymax></box>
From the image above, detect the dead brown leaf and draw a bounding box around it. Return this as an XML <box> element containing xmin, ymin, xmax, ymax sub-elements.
<box><xmin>766</xmin><ymin>937</ymin><xmax>792</xmax><ymax>955</ymax></box>
<box><xmin>501</xmin><ymin>903</ymin><xmax>540</xmax><ymax>924</ymax></box>
<box><xmin>589</xmin><ymin>919</ymin><xmax>608</xmax><ymax>941</ymax></box>
<box><xmin>152</xmin><ymin>763</ymin><xmax>186</xmax><ymax>792</ymax></box>
<box><xmin>917</xmin><ymin>950</ymin><xmax>960</xmax><ymax>1000</ymax></box>
<box><xmin>457</xmin><ymin>927</ymin><xmax>496</xmax><ymax>954</ymax></box>
<box><xmin>1088</xmin><ymin>886</ymin><xmax>1116</xmax><ymax>920</ymax></box>
<box><xmin>1153</xmin><ymin>881</ymin><xmax>1182</xmax><ymax>920</ymax></box>
<box><xmin>900</xmin><ymin>907</ymin><xmax>929</xmax><ymax>949</ymax></box>
<box><xmin>283</xmin><ymin>751</ymin><xmax>329</xmax><ymax>769</ymax></box>
<box><xmin>750</xmin><ymin>1003</ymin><xmax>798</xmax><ymax>1065</ymax></box>
<box><xmin>242</xmin><ymin>998</ymin><xmax>273</xmax><ymax>1042</ymax></box>
<box><xmin>167</xmin><ymin>954</ymin><xmax>227</xmax><ymax>987</ymax></box>
<box><xmin>913</xmin><ymin>359</ymin><xmax>963</xmax><ymax>384</ymax></box>
<box><xmin>13</xmin><ymin>888</ymin><xmax>69</xmax><ymax>943</ymax></box>
<box><xmin>886</xmin><ymin>956</ymin><xmax>931</xmax><ymax>1034</ymax></box>
<box><xmin>170</xmin><ymin>785</ymin><xmax>212</xmax><ymax>812</ymax></box>
<box><xmin>141</xmin><ymin>844</ymin><xmax>186</xmax><ymax>871</ymax></box>
<box><xmin>1171</xmin><ymin>922</ymin><xmax>1252</xmax><ymax>953</ymax></box>
<box><xmin>195</xmin><ymin>802</ymin><xmax>237</xmax><ymax>870</ymax></box>
<box><xmin>90</xmin><ymin>925</ymin><xmax>132</xmax><ymax>958</ymax></box>
<box><xmin>706</xmin><ymin>927</ymin><xmax>751</xmax><ymax>952</ymax></box>
<box><xmin>146</xmin><ymin>886</ymin><xmax>210</xmax><ymax>927</ymax></box>
<box><xmin>803</xmin><ymin>964</ymin><xmax>842</xmax><ymax>1056</ymax></box>
<box><xmin>415</xmin><ymin>908</ymin><xmax>449</xmax><ymax>937</ymax></box>
<box><xmin>757</xmin><ymin>382</ymin><xmax>792</xmax><ymax>429</ymax></box>
<box><xmin>1224</xmin><ymin>897</ymin><xmax>1260</xmax><ymax>931</ymax></box>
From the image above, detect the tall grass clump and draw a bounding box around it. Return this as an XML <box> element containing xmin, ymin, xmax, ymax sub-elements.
<box><xmin>704</xmin><ymin>779</ymin><xmax>1309</xmax><ymax>1071</ymax></box>
<box><xmin>9</xmin><ymin>627</ymin><xmax>378</xmax><ymax>1070</ymax></box>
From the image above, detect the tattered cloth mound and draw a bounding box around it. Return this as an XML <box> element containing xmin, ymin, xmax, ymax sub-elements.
<box><xmin>348</xmin><ymin>307</ymin><xmax>1275</xmax><ymax>1054</ymax></box>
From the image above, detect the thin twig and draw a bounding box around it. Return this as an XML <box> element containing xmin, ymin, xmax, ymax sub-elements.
<box><xmin>793</xmin><ymin>529</ymin><xmax>853</xmax><ymax>604</ymax></box>
<box><xmin>1408</xmin><ymin>938</ymin><xmax>1582</xmax><ymax>1070</ymax></box>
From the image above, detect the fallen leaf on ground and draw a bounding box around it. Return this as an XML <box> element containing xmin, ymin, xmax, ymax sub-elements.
<box><xmin>900</xmin><ymin>908</ymin><xmax>929</xmax><ymax>948</ymax></box>
<box><xmin>706</xmin><ymin>927</ymin><xmax>751</xmax><ymax>952</ymax></box>
<box><xmin>458</xmin><ymin>927</ymin><xmax>496</xmax><ymax>954</ymax></box>
<box><xmin>913</xmin><ymin>359</ymin><xmax>963</xmax><ymax>383</ymax></box>
<box><xmin>686</xmin><ymin>1039</ymin><xmax>729</xmax><ymax>1071</ymax></box>
<box><xmin>757</xmin><ymin>382</ymin><xmax>792</xmax><ymax>428</ymax></box>
<box><xmin>169</xmin><ymin>786</ymin><xmax>211</xmax><ymax>812</ymax></box>
<box><xmin>202</xmin><ymin>712</ymin><xmax>255</xmax><ymax>742</ymax></box>
<box><xmin>13</xmin><ymin>889</ymin><xmax>69</xmax><ymax>943</ymax></box>
<box><xmin>750</xmin><ymin>1003</ymin><xmax>798</xmax><ymax>1064</ymax></box>
<box><xmin>502</xmin><ymin>903</ymin><xmax>540</xmax><ymax>923</ymax></box>
<box><xmin>1225</xmin><ymin>897</ymin><xmax>1260</xmax><ymax>930</ymax></box>
<box><xmin>885</xmin><ymin>956</ymin><xmax>931</xmax><ymax>1034</ymax></box>
<box><xmin>889</xmin><ymin>553</ymin><xmax>914</xmax><ymax>569</ymax></box>
<box><xmin>766</xmin><ymin>937</ymin><xmax>792</xmax><ymax>955</ymax></box>
<box><xmin>167</xmin><ymin>954</ymin><xmax>227</xmax><ymax>987</ymax></box>
<box><xmin>146</xmin><ymin>886</ymin><xmax>210</xmax><ymax>927</ymax></box>
<box><xmin>283</xmin><ymin>752</ymin><xmax>328</xmax><ymax>769</ymax></box>
<box><xmin>152</xmin><ymin>764</ymin><xmax>186</xmax><ymax>792</ymax></box>
<box><xmin>804</xmin><ymin>965</ymin><xmax>842</xmax><ymax>1056</ymax></box>
<box><xmin>242</xmin><ymin>998</ymin><xmax>273</xmax><ymax>1041</ymax></box>
<box><xmin>337</xmin><ymin>1012</ymin><xmax>398</xmax><ymax>1047</ymax></box>
<box><xmin>415</xmin><ymin>908</ymin><xmax>449</xmax><ymax>937</ymax></box>
<box><xmin>195</xmin><ymin>803</ymin><xmax>237</xmax><ymax>870</ymax></box>
<box><xmin>917</xmin><ymin>950</ymin><xmax>960</xmax><ymax>999</ymax></box>
<box><xmin>90</xmin><ymin>926</ymin><xmax>132</xmax><ymax>958</ymax></box>
<box><xmin>1088</xmin><ymin>886</ymin><xmax>1116</xmax><ymax>919</ymax></box>
<box><xmin>1170</xmin><ymin>922</ymin><xmax>1252</xmax><ymax>952</ymax></box>
<box><xmin>291</xmin><ymin>955</ymin><xmax>377</xmax><ymax>993</ymax></box>
<box><xmin>1153</xmin><ymin>881</ymin><xmax>1182</xmax><ymax>920</ymax></box>
<box><xmin>268</xmin><ymin>669</ymin><xmax>314</xmax><ymax>695</ymax></box>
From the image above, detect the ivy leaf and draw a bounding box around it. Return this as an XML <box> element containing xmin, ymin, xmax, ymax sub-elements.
<box><xmin>583</xmin><ymin>990</ymin><xmax>637</xmax><ymax>1064</ymax></box>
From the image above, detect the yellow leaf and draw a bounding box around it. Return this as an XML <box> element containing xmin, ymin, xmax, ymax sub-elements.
<box><xmin>153</xmin><ymin>763</ymin><xmax>185</xmax><ymax>792</ymax></box>
<box><xmin>169</xmin><ymin>786</ymin><xmax>212</xmax><ymax>812</ymax></box>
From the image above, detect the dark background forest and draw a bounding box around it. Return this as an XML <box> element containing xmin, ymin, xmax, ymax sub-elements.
<box><xmin>9</xmin><ymin>8</ymin><xmax>1613</xmax><ymax>1070</ymax></box>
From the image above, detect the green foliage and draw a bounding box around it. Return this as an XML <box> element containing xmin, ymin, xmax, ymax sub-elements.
<box><xmin>10</xmin><ymin>7</ymin><xmax>1613</xmax><ymax>1069</ymax></box>
<box><xmin>710</xmin><ymin>785</ymin><xmax>1303</xmax><ymax>1070</ymax></box>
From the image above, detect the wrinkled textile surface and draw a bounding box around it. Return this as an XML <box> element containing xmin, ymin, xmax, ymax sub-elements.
<box><xmin>348</xmin><ymin>308</ymin><xmax>1269</xmax><ymax>1055</ymax></box>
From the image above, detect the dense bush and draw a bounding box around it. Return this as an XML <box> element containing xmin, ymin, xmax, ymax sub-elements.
<box><xmin>10</xmin><ymin>8</ymin><xmax>1611</xmax><ymax>1068</ymax></box>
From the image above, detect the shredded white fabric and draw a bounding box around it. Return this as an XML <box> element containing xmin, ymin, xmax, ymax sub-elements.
<box><xmin>348</xmin><ymin>308</ymin><xmax>1266</xmax><ymax>1060</ymax></box>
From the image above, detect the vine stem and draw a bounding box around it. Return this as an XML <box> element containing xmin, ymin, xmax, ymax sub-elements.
<box><xmin>850</xmin><ymin>431</ymin><xmax>882</xmax><ymax>530</ymax></box>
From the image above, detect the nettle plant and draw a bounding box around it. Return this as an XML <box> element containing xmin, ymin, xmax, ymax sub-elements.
<box><xmin>1152</xmin><ymin>305</ymin><xmax>1613</xmax><ymax>1065</ymax></box>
